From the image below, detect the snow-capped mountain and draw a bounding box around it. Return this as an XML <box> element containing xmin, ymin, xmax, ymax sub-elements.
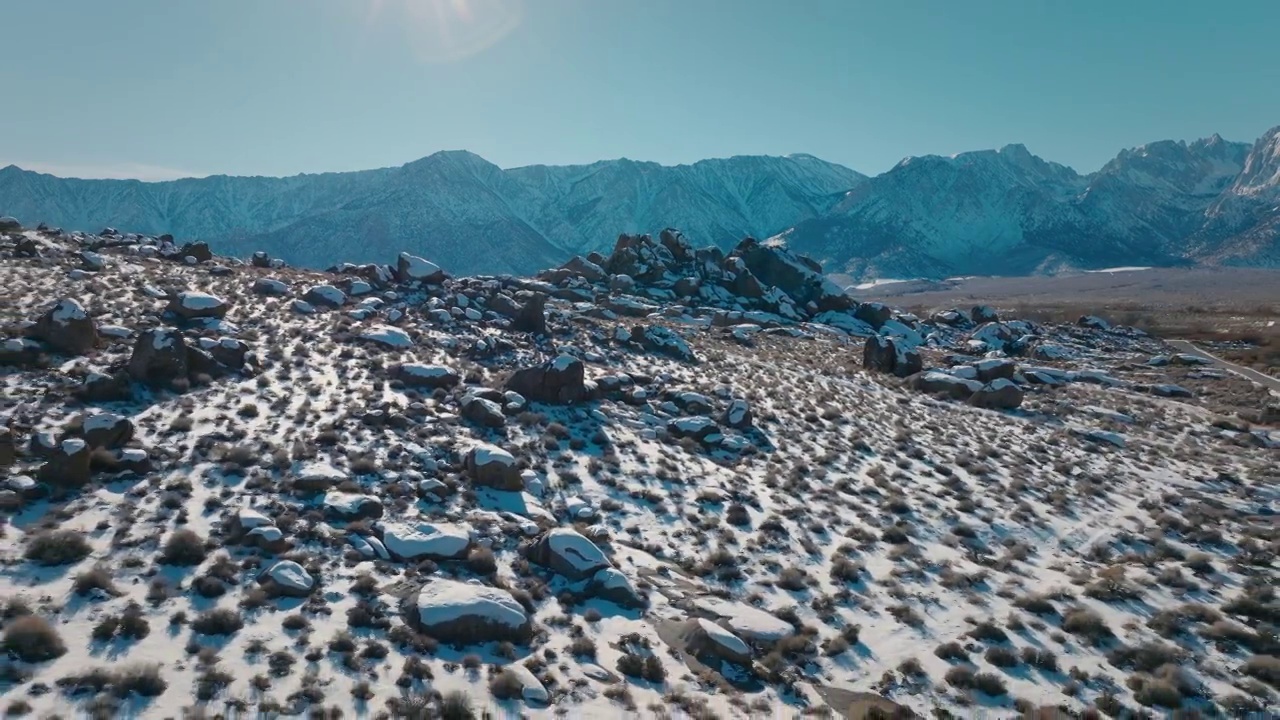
<box><xmin>2</xmin><ymin>127</ymin><xmax>1278</xmax><ymax>278</ymax></box>
<box><xmin>0</xmin><ymin>153</ymin><xmax>864</xmax><ymax>275</ymax></box>
<box><xmin>775</xmin><ymin>127</ymin><xmax>1279</xmax><ymax>279</ymax></box>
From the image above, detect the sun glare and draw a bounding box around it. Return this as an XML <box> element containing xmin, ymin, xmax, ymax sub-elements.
<box><xmin>362</xmin><ymin>0</ymin><xmax>523</xmax><ymax>63</ymax></box>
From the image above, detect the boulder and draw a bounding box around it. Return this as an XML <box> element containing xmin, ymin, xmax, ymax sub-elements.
<box><xmin>395</xmin><ymin>252</ymin><xmax>446</xmax><ymax>284</ymax></box>
<box><xmin>407</xmin><ymin>579</ymin><xmax>532</xmax><ymax>643</ymax></box>
<box><xmin>968</xmin><ymin>379</ymin><xmax>1024</xmax><ymax>410</ymax></box>
<box><xmin>672</xmin><ymin>618</ymin><xmax>752</xmax><ymax>665</ymax></box>
<box><xmin>730</xmin><ymin>237</ymin><xmax>852</xmax><ymax>312</ymax></box>
<box><xmin>667</xmin><ymin>416</ymin><xmax>721</xmax><ymax>443</ymax></box>
<box><xmin>863</xmin><ymin>336</ymin><xmax>922</xmax><ymax>377</ymax></box>
<box><xmin>971</xmin><ymin>305</ymin><xmax>1000</xmax><ymax>324</ymax></box>
<box><xmin>910</xmin><ymin>371</ymin><xmax>983</xmax><ymax>400</ymax></box>
<box><xmin>1151</xmin><ymin>384</ymin><xmax>1193</xmax><ymax>398</ymax></box>
<box><xmin>505</xmin><ymin>355</ymin><xmax>587</xmax><ymax>405</ymax></box>
<box><xmin>0</xmin><ymin>338</ymin><xmax>43</xmax><ymax>367</ymax></box>
<box><xmin>31</xmin><ymin>298</ymin><xmax>98</xmax><ymax>355</ymax></box>
<box><xmin>167</xmin><ymin>291</ymin><xmax>229</xmax><ymax>320</ymax></box>
<box><xmin>1078</xmin><ymin>315</ymin><xmax>1111</xmax><ymax>330</ymax></box>
<box><xmin>526</xmin><ymin>528</ymin><xmax>611</xmax><ymax>580</ymax></box>
<box><xmin>38</xmin><ymin>438</ymin><xmax>92</xmax><ymax>489</ymax></box>
<box><xmin>294</xmin><ymin>462</ymin><xmax>348</xmax><ymax>493</ymax></box>
<box><xmin>258</xmin><ymin>560</ymin><xmax>315</xmax><ymax>598</ymax></box>
<box><xmin>0</xmin><ymin>428</ymin><xmax>14</xmax><ymax>467</ymax></box>
<box><xmin>127</xmin><ymin>329</ymin><xmax>190</xmax><ymax>386</ymax></box>
<box><xmin>464</xmin><ymin>443</ymin><xmax>522</xmax><ymax>491</ymax></box>
<box><xmin>973</xmin><ymin>358</ymin><xmax>1016</xmax><ymax>382</ymax></box>
<box><xmin>303</xmin><ymin>285</ymin><xmax>346</xmax><ymax>308</ymax></box>
<box><xmin>80</xmin><ymin>411</ymin><xmax>134</xmax><ymax>450</ymax></box>
<box><xmin>201</xmin><ymin>337</ymin><xmax>250</xmax><ymax>370</ymax></box>
<box><xmin>322</xmin><ymin>491</ymin><xmax>384</xmax><ymax>521</ymax></box>
<box><xmin>378</xmin><ymin>522</ymin><xmax>472</xmax><ymax>560</ymax></box>
<box><xmin>673</xmin><ymin>277</ymin><xmax>701</xmax><ymax>298</ymax></box>
<box><xmin>586</xmin><ymin>567</ymin><xmax>647</xmax><ymax>609</ymax></box>
<box><xmin>510</xmin><ymin>292</ymin><xmax>548</xmax><ymax>335</ymax></box>
<box><xmin>854</xmin><ymin>302</ymin><xmax>893</xmax><ymax>329</ymax></box>
<box><xmin>603</xmin><ymin>233</ymin><xmax>672</xmax><ymax>282</ymax></box>
<box><xmin>359</xmin><ymin>325</ymin><xmax>412</xmax><ymax>349</ymax></box>
<box><xmin>179</xmin><ymin>242</ymin><xmax>213</xmax><ymax>263</ymax></box>
<box><xmin>0</xmin><ymin>216</ymin><xmax>20</xmax><ymax>232</ymax></box>
<box><xmin>253</xmin><ymin>278</ymin><xmax>288</xmax><ymax>296</ymax></box>
<box><xmin>659</xmin><ymin>227</ymin><xmax>694</xmax><ymax>262</ymax></box>
<box><xmin>462</xmin><ymin>395</ymin><xmax>506</xmax><ymax>428</ymax></box>
<box><xmin>561</xmin><ymin>255</ymin><xmax>607</xmax><ymax>283</ymax></box>
<box><xmin>632</xmin><ymin>325</ymin><xmax>697</xmax><ymax>362</ymax></box>
<box><xmin>722</xmin><ymin>398</ymin><xmax>753</xmax><ymax>429</ymax></box>
<box><xmin>393</xmin><ymin>363</ymin><xmax>460</xmax><ymax>389</ymax></box>
<box><xmin>251</xmin><ymin>251</ymin><xmax>272</xmax><ymax>268</ymax></box>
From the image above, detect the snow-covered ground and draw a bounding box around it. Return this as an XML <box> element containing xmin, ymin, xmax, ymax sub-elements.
<box><xmin>0</xmin><ymin>226</ymin><xmax>1276</xmax><ymax>719</ymax></box>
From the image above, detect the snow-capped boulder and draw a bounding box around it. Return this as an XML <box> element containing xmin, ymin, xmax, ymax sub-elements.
<box><xmin>258</xmin><ymin>560</ymin><xmax>315</xmax><ymax>597</ymax></box>
<box><xmin>631</xmin><ymin>325</ymin><xmax>697</xmax><ymax>362</ymax></box>
<box><xmin>731</xmin><ymin>237</ymin><xmax>853</xmax><ymax>313</ymax></box>
<box><xmin>37</xmin><ymin>438</ymin><xmax>92</xmax><ymax>489</ymax></box>
<box><xmin>560</xmin><ymin>255</ymin><xmax>607</xmax><ymax>283</ymax></box>
<box><xmin>464</xmin><ymin>443</ymin><xmax>522</xmax><ymax>490</ymax></box>
<box><xmin>1078</xmin><ymin>315</ymin><xmax>1111</xmax><ymax>330</ymax></box>
<box><xmin>527</xmin><ymin>528</ymin><xmax>610</xmax><ymax>580</ymax></box>
<box><xmin>32</xmin><ymin>298</ymin><xmax>98</xmax><ymax>355</ymax></box>
<box><xmin>0</xmin><ymin>216</ymin><xmax>20</xmax><ymax>232</ymax></box>
<box><xmin>395</xmin><ymin>252</ymin><xmax>446</xmax><ymax>284</ymax></box>
<box><xmin>393</xmin><ymin>363</ymin><xmax>460</xmax><ymax>389</ymax></box>
<box><xmin>294</xmin><ymin>462</ymin><xmax>348</xmax><ymax>493</ymax></box>
<box><xmin>80</xmin><ymin>411</ymin><xmax>134</xmax><ymax>450</ymax></box>
<box><xmin>503</xmin><ymin>663</ymin><xmax>550</xmax><ymax>705</ymax></box>
<box><xmin>690</xmin><ymin>597</ymin><xmax>794</xmax><ymax>644</ymax></box>
<box><xmin>462</xmin><ymin>395</ymin><xmax>506</xmax><ymax>428</ymax></box>
<box><xmin>854</xmin><ymin>302</ymin><xmax>893</xmax><ymax>329</ymax></box>
<box><xmin>408</xmin><ymin>579</ymin><xmax>532</xmax><ymax>643</ymax></box>
<box><xmin>667</xmin><ymin>416</ymin><xmax>721</xmax><ymax>443</ymax></box>
<box><xmin>969</xmin><ymin>379</ymin><xmax>1024</xmax><ymax>410</ymax></box>
<box><xmin>200</xmin><ymin>337</ymin><xmax>250</xmax><ymax>370</ymax></box>
<box><xmin>586</xmin><ymin>567</ymin><xmax>647</xmax><ymax>609</ymax></box>
<box><xmin>973</xmin><ymin>358</ymin><xmax>1017</xmax><ymax>382</ymax></box>
<box><xmin>911</xmin><ymin>371</ymin><xmax>983</xmax><ymax>400</ymax></box>
<box><xmin>1151</xmin><ymin>383</ymin><xmax>1193</xmax><ymax>398</ymax></box>
<box><xmin>74</xmin><ymin>371</ymin><xmax>133</xmax><ymax>402</ymax></box>
<box><xmin>378</xmin><ymin>522</ymin><xmax>472</xmax><ymax>560</ymax></box>
<box><xmin>179</xmin><ymin>241</ymin><xmax>213</xmax><ymax>263</ymax></box>
<box><xmin>505</xmin><ymin>355</ymin><xmax>587</xmax><ymax>405</ymax></box>
<box><xmin>127</xmin><ymin>329</ymin><xmax>189</xmax><ymax>386</ymax></box>
<box><xmin>673</xmin><ymin>618</ymin><xmax>753</xmax><ymax>665</ymax></box>
<box><xmin>303</xmin><ymin>285</ymin><xmax>346</xmax><ymax>308</ymax></box>
<box><xmin>359</xmin><ymin>325</ymin><xmax>412</xmax><ymax>349</ymax></box>
<box><xmin>322</xmin><ymin>491</ymin><xmax>384</xmax><ymax>521</ymax></box>
<box><xmin>167</xmin><ymin>291</ymin><xmax>229</xmax><ymax>320</ymax></box>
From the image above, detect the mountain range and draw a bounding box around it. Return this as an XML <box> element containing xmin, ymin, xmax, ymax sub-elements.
<box><xmin>2</xmin><ymin>127</ymin><xmax>1277</xmax><ymax>279</ymax></box>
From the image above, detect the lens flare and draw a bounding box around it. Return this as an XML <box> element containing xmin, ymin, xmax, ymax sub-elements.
<box><xmin>362</xmin><ymin>0</ymin><xmax>523</xmax><ymax>63</ymax></box>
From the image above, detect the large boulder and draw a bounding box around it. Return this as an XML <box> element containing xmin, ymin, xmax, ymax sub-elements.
<box><xmin>863</xmin><ymin>336</ymin><xmax>922</xmax><ymax>377</ymax></box>
<box><xmin>526</xmin><ymin>528</ymin><xmax>611</xmax><ymax>580</ymax></box>
<box><xmin>407</xmin><ymin>579</ymin><xmax>532</xmax><ymax>643</ymax></box>
<box><xmin>968</xmin><ymin>379</ymin><xmax>1024</xmax><ymax>410</ymax></box>
<box><xmin>561</xmin><ymin>256</ymin><xmax>607</xmax><ymax>283</ymax></box>
<box><xmin>395</xmin><ymin>252</ymin><xmax>446</xmax><ymax>284</ymax></box>
<box><xmin>659</xmin><ymin>228</ymin><xmax>694</xmax><ymax>262</ymax></box>
<box><xmin>630</xmin><ymin>325</ymin><xmax>697</xmax><ymax>362</ymax></box>
<box><xmin>509</xmin><ymin>292</ymin><xmax>548</xmax><ymax>335</ymax></box>
<box><xmin>179</xmin><ymin>242</ymin><xmax>213</xmax><ymax>263</ymax></box>
<box><xmin>464</xmin><ymin>443</ymin><xmax>522</xmax><ymax>491</ymax></box>
<box><xmin>392</xmin><ymin>363</ymin><xmax>460</xmax><ymax>389</ymax></box>
<box><xmin>38</xmin><ymin>438</ymin><xmax>92</xmax><ymax>489</ymax></box>
<box><xmin>586</xmin><ymin>568</ymin><xmax>647</xmax><ymax>609</ymax></box>
<box><xmin>672</xmin><ymin>618</ymin><xmax>753</xmax><ymax>665</ymax></box>
<box><xmin>854</xmin><ymin>302</ymin><xmax>893</xmax><ymax>329</ymax></box>
<box><xmin>377</xmin><ymin>522</ymin><xmax>471</xmax><ymax>561</ymax></box>
<box><xmin>127</xmin><ymin>329</ymin><xmax>190</xmax><ymax>386</ymax></box>
<box><xmin>910</xmin><ymin>371</ymin><xmax>983</xmax><ymax>400</ymax></box>
<box><xmin>258</xmin><ymin>560</ymin><xmax>315</xmax><ymax>598</ymax></box>
<box><xmin>253</xmin><ymin>278</ymin><xmax>288</xmax><ymax>296</ymax></box>
<box><xmin>0</xmin><ymin>216</ymin><xmax>20</xmax><ymax>232</ymax></box>
<box><xmin>31</xmin><ymin>299</ymin><xmax>98</xmax><ymax>355</ymax></box>
<box><xmin>603</xmin><ymin>233</ymin><xmax>673</xmax><ymax>282</ymax></box>
<box><xmin>1078</xmin><ymin>315</ymin><xmax>1111</xmax><ymax>330</ymax></box>
<box><xmin>462</xmin><ymin>395</ymin><xmax>506</xmax><ymax>428</ymax></box>
<box><xmin>322</xmin><ymin>491</ymin><xmax>384</xmax><ymax>521</ymax></box>
<box><xmin>303</xmin><ymin>285</ymin><xmax>346</xmax><ymax>308</ymax></box>
<box><xmin>722</xmin><ymin>399</ymin><xmax>753</xmax><ymax>429</ymax></box>
<box><xmin>730</xmin><ymin>237</ymin><xmax>852</xmax><ymax>312</ymax></box>
<box><xmin>75</xmin><ymin>371</ymin><xmax>133</xmax><ymax>403</ymax></box>
<box><xmin>167</xmin><ymin>291</ymin><xmax>229</xmax><ymax>320</ymax></box>
<box><xmin>971</xmin><ymin>305</ymin><xmax>1000</xmax><ymax>324</ymax></box>
<box><xmin>505</xmin><ymin>355</ymin><xmax>587</xmax><ymax>405</ymax></box>
<box><xmin>667</xmin><ymin>416</ymin><xmax>721</xmax><ymax>443</ymax></box>
<box><xmin>80</xmin><ymin>411</ymin><xmax>134</xmax><ymax>450</ymax></box>
<box><xmin>200</xmin><ymin>337</ymin><xmax>250</xmax><ymax>370</ymax></box>
<box><xmin>251</xmin><ymin>251</ymin><xmax>273</xmax><ymax>268</ymax></box>
<box><xmin>973</xmin><ymin>358</ymin><xmax>1017</xmax><ymax>382</ymax></box>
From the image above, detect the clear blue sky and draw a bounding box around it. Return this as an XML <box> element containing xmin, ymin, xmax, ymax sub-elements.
<box><xmin>2</xmin><ymin>0</ymin><xmax>1278</xmax><ymax>180</ymax></box>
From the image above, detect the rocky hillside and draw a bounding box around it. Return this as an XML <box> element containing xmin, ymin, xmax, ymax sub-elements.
<box><xmin>1</xmin><ymin>221</ymin><xmax>1276</xmax><ymax>719</ymax></box>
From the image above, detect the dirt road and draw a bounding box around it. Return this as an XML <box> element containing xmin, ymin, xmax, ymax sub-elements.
<box><xmin>1167</xmin><ymin>339</ymin><xmax>1280</xmax><ymax>393</ymax></box>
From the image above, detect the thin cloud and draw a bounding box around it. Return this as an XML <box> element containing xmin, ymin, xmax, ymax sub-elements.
<box><xmin>0</xmin><ymin>159</ymin><xmax>205</xmax><ymax>182</ymax></box>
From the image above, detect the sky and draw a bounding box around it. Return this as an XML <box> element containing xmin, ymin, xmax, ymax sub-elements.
<box><xmin>1</xmin><ymin>0</ymin><xmax>1278</xmax><ymax>181</ymax></box>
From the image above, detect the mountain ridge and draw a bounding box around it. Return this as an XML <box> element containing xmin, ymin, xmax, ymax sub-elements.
<box><xmin>2</xmin><ymin>128</ymin><xmax>1278</xmax><ymax>278</ymax></box>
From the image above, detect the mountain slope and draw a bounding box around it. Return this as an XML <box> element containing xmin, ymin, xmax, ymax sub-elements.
<box><xmin>0</xmin><ymin>153</ymin><xmax>865</xmax><ymax>275</ymax></box>
<box><xmin>776</xmin><ymin>128</ymin><xmax>1278</xmax><ymax>279</ymax></box>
